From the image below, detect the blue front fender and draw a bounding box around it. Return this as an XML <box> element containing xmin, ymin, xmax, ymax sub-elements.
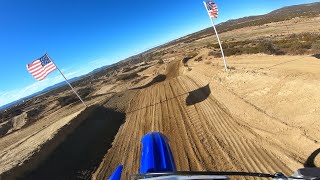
<box><xmin>140</xmin><ymin>132</ymin><xmax>176</xmax><ymax>174</ymax></box>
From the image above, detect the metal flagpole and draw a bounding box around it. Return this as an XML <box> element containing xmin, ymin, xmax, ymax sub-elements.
<box><xmin>203</xmin><ymin>1</ymin><xmax>228</xmax><ymax>72</ymax></box>
<box><xmin>47</xmin><ymin>53</ymin><xmax>88</xmax><ymax>108</ymax></box>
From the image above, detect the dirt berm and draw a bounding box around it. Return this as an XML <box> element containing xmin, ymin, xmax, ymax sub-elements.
<box><xmin>1</xmin><ymin>105</ymin><xmax>125</xmax><ymax>180</ymax></box>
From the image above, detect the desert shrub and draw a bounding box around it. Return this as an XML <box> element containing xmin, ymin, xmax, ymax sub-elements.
<box><xmin>122</xmin><ymin>66</ymin><xmax>138</xmax><ymax>73</ymax></box>
<box><xmin>187</xmin><ymin>52</ymin><xmax>198</xmax><ymax>58</ymax></box>
<box><xmin>206</xmin><ymin>33</ymin><xmax>319</xmax><ymax>57</ymax></box>
<box><xmin>204</xmin><ymin>61</ymin><xmax>211</xmax><ymax>65</ymax></box>
<box><xmin>275</xmin><ymin>33</ymin><xmax>320</xmax><ymax>54</ymax></box>
<box><xmin>158</xmin><ymin>59</ymin><xmax>165</xmax><ymax>64</ymax></box>
<box><xmin>26</xmin><ymin>105</ymin><xmax>45</xmax><ymax>119</ymax></box>
<box><xmin>78</xmin><ymin>87</ymin><xmax>92</xmax><ymax>98</ymax></box>
<box><xmin>58</xmin><ymin>95</ymin><xmax>78</xmax><ymax>106</ymax></box>
<box><xmin>2</xmin><ymin>108</ymin><xmax>24</xmax><ymax>119</ymax></box>
<box><xmin>208</xmin><ymin>51</ymin><xmax>216</xmax><ymax>57</ymax></box>
<box><xmin>288</xmin><ymin>42</ymin><xmax>312</xmax><ymax>54</ymax></box>
<box><xmin>242</xmin><ymin>46</ymin><xmax>260</xmax><ymax>54</ymax></box>
<box><xmin>311</xmin><ymin>41</ymin><xmax>320</xmax><ymax>50</ymax></box>
<box><xmin>206</xmin><ymin>43</ymin><xmax>220</xmax><ymax>49</ymax></box>
<box><xmin>1</xmin><ymin>112</ymin><xmax>8</xmax><ymax>120</ymax></box>
<box><xmin>299</xmin><ymin>33</ymin><xmax>318</xmax><ymax>42</ymax></box>
<box><xmin>195</xmin><ymin>56</ymin><xmax>203</xmax><ymax>62</ymax></box>
<box><xmin>0</xmin><ymin>112</ymin><xmax>4</xmax><ymax>122</ymax></box>
<box><xmin>257</xmin><ymin>40</ymin><xmax>278</xmax><ymax>55</ymax></box>
<box><xmin>182</xmin><ymin>56</ymin><xmax>193</xmax><ymax>64</ymax></box>
<box><xmin>136</xmin><ymin>66</ymin><xmax>151</xmax><ymax>73</ymax></box>
<box><xmin>26</xmin><ymin>109</ymin><xmax>40</xmax><ymax>119</ymax></box>
<box><xmin>224</xmin><ymin>47</ymin><xmax>243</xmax><ymax>56</ymax></box>
<box><xmin>214</xmin><ymin>40</ymin><xmax>285</xmax><ymax>56</ymax></box>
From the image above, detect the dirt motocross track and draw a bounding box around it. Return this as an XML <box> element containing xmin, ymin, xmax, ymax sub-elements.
<box><xmin>94</xmin><ymin>54</ymin><xmax>320</xmax><ymax>179</ymax></box>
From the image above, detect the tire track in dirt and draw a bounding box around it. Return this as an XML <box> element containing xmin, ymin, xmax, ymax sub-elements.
<box><xmin>189</xmin><ymin>68</ymin><xmax>306</xmax><ymax>170</ymax></box>
<box><xmin>94</xmin><ymin>60</ymin><xmax>298</xmax><ymax>179</ymax></box>
<box><xmin>178</xmin><ymin>76</ymin><xmax>248</xmax><ymax>172</ymax></box>
<box><xmin>169</xmin><ymin>78</ymin><xmax>235</xmax><ymax>171</ymax></box>
<box><xmin>180</xmin><ymin>74</ymin><xmax>292</xmax><ymax>175</ymax></box>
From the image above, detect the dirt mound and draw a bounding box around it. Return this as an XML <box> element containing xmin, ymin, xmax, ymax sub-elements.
<box><xmin>2</xmin><ymin>105</ymin><xmax>125</xmax><ymax>180</ymax></box>
<box><xmin>132</xmin><ymin>74</ymin><xmax>166</xmax><ymax>90</ymax></box>
<box><xmin>104</xmin><ymin>90</ymin><xmax>138</xmax><ymax>112</ymax></box>
<box><xmin>0</xmin><ymin>112</ymin><xmax>28</xmax><ymax>136</ymax></box>
<box><xmin>166</xmin><ymin>60</ymin><xmax>181</xmax><ymax>79</ymax></box>
<box><xmin>0</xmin><ymin>121</ymin><xmax>12</xmax><ymax>136</ymax></box>
<box><xmin>10</xmin><ymin>112</ymin><xmax>28</xmax><ymax>132</ymax></box>
<box><xmin>130</xmin><ymin>60</ymin><xmax>181</xmax><ymax>90</ymax></box>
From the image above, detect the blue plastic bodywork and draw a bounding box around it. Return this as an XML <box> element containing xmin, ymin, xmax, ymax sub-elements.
<box><xmin>140</xmin><ymin>132</ymin><xmax>176</xmax><ymax>174</ymax></box>
<box><xmin>108</xmin><ymin>132</ymin><xmax>176</xmax><ymax>178</ymax></box>
<box><xmin>108</xmin><ymin>165</ymin><xmax>123</xmax><ymax>180</ymax></box>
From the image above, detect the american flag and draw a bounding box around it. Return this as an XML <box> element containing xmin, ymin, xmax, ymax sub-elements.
<box><xmin>205</xmin><ymin>1</ymin><xmax>218</xmax><ymax>18</ymax></box>
<box><xmin>26</xmin><ymin>53</ymin><xmax>57</xmax><ymax>81</ymax></box>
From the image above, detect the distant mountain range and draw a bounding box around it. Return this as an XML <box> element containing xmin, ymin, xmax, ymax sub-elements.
<box><xmin>0</xmin><ymin>65</ymin><xmax>110</xmax><ymax>111</ymax></box>
<box><xmin>162</xmin><ymin>2</ymin><xmax>320</xmax><ymax>47</ymax></box>
<box><xmin>1</xmin><ymin>2</ymin><xmax>319</xmax><ymax>111</ymax></box>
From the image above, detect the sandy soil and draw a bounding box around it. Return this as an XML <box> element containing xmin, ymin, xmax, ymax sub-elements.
<box><xmin>0</xmin><ymin>108</ymin><xmax>83</xmax><ymax>175</ymax></box>
<box><xmin>197</xmin><ymin>16</ymin><xmax>320</xmax><ymax>45</ymax></box>
<box><xmin>94</xmin><ymin>54</ymin><xmax>320</xmax><ymax>179</ymax></box>
<box><xmin>0</xmin><ymin>94</ymin><xmax>110</xmax><ymax>178</ymax></box>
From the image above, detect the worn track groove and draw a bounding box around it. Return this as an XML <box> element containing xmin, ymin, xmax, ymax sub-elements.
<box><xmin>94</xmin><ymin>60</ymin><xmax>301</xmax><ymax>179</ymax></box>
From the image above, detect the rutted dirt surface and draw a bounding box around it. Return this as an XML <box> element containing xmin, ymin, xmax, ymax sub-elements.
<box><xmin>94</xmin><ymin>56</ymin><xmax>320</xmax><ymax>179</ymax></box>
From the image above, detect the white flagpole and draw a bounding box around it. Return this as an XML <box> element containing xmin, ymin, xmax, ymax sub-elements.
<box><xmin>203</xmin><ymin>1</ymin><xmax>228</xmax><ymax>72</ymax></box>
<box><xmin>47</xmin><ymin>53</ymin><xmax>88</xmax><ymax>108</ymax></box>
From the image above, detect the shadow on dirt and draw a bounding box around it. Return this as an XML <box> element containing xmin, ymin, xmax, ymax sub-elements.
<box><xmin>182</xmin><ymin>56</ymin><xmax>193</xmax><ymax>65</ymax></box>
<box><xmin>3</xmin><ymin>105</ymin><xmax>125</xmax><ymax>180</ymax></box>
<box><xmin>132</xmin><ymin>74</ymin><xmax>166</xmax><ymax>90</ymax></box>
<box><xmin>186</xmin><ymin>84</ymin><xmax>211</xmax><ymax>106</ymax></box>
<box><xmin>304</xmin><ymin>148</ymin><xmax>320</xmax><ymax>168</ymax></box>
<box><xmin>312</xmin><ymin>54</ymin><xmax>320</xmax><ymax>59</ymax></box>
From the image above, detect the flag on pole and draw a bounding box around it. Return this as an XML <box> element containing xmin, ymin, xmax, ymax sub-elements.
<box><xmin>205</xmin><ymin>0</ymin><xmax>218</xmax><ymax>18</ymax></box>
<box><xmin>203</xmin><ymin>1</ymin><xmax>228</xmax><ymax>72</ymax></box>
<box><xmin>26</xmin><ymin>53</ymin><xmax>57</xmax><ymax>81</ymax></box>
<box><xmin>26</xmin><ymin>53</ymin><xmax>87</xmax><ymax>107</ymax></box>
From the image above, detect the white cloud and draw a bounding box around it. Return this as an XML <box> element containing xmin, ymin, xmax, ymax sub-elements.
<box><xmin>0</xmin><ymin>75</ymin><xmax>63</xmax><ymax>107</ymax></box>
<box><xmin>0</xmin><ymin>57</ymin><xmax>110</xmax><ymax>107</ymax></box>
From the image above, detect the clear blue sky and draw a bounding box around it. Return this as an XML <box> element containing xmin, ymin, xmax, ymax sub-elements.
<box><xmin>0</xmin><ymin>0</ymin><xmax>318</xmax><ymax>106</ymax></box>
